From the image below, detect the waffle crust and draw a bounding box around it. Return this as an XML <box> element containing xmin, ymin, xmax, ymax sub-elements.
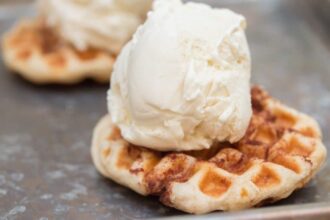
<box><xmin>2</xmin><ymin>19</ymin><xmax>115</xmax><ymax>84</ymax></box>
<box><xmin>91</xmin><ymin>86</ymin><xmax>326</xmax><ymax>214</ymax></box>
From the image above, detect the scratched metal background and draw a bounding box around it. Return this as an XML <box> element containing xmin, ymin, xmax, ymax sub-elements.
<box><xmin>0</xmin><ymin>0</ymin><xmax>329</xmax><ymax>220</ymax></box>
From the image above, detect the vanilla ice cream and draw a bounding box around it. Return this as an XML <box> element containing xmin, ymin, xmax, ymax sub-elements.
<box><xmin>108</xmin><ymin>0</ymin><xmax>252</xmax><ymax>151</ymax></box>
<box><xmin>38</xmin><ymin>0</ymin><xmax>153</xmax><ymax>54</ymax></box>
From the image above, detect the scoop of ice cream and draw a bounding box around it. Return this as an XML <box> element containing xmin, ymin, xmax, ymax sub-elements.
<box><xmin>38</xmin><ymin>0</ymin><xmax>153</xmax><ymax>54</ymax></box>
<box><xmin>108</xmin><ymin>0</ymin><xmax>252</xmax><ymax>151</ymax></box>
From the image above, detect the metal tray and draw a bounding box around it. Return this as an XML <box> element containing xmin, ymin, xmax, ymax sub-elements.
<box><xmin>0</xmin><ymin>0</ymin><xmax>329</xmax><ymax>219</ymax></box>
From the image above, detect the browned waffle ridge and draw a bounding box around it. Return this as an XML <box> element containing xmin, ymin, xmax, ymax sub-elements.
<box><xmin>2</xmin><ymin>19</ymin><xmax>115</xmax><ymax>84</ymax></box>
<box><xmin>91</xmin><ymin>86</ymin><xmax>326</xmax><ymax>214</ymax></box>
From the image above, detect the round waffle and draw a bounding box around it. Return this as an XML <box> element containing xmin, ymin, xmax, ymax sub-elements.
<box><xmin>2</xmin><ymin>19</ymin><xmax>115</xmax><ymax>84</ymax></box>
<box><xmin>91</xmin><ymin>86</ymin><xmax>326</xmax><ymax>214</ymax></box>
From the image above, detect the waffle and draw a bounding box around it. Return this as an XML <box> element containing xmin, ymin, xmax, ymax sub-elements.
<box><xmin>2</xmin><ymin>19</ymin><xmax>115</xmax><ymax>84</ymax></box>
<box><xmin>91</xmin><ymin>86</ymin><xmax>326</xmax><ymax>214</ymax></box>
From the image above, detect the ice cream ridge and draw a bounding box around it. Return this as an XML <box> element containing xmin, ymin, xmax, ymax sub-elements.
<box><xmin>108</xmin><ymin>0</ymin><xmax>252</xmax><ymax>151</ymax></box>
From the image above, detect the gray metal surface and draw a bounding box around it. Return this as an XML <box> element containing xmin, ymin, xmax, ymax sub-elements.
<box><xmin>0</xmin><ymin>1</ymin><xmax>329</xmax><ymax>220</ymax></box>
